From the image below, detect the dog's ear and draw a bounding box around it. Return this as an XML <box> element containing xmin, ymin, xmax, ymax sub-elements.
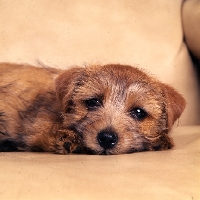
<box><xmin>162</xmin><ymin>83</ymin><xmax>186</xmax><ymax>130</ymax></box>
<box><xmin>55</xmin><ymin>67</ymin><xmax>85</xmax><ymax>110</ymax></box>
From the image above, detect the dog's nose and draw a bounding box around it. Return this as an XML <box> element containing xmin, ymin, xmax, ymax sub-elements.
<box><xmin>97</xmin><ymin>130</ymin><xmax>118</xmax><ymax>150</ymax></box>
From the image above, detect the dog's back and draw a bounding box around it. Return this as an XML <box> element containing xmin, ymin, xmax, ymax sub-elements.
<box><xmin>0</xmin><ymin>63</ymin><xmax>62</xmax><ymax>151</ymax></box>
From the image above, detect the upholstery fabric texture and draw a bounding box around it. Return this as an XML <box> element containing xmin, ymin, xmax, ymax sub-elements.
<box><xmin>0</xmin><ymin>126</ymin><xmax>200</xmax><ymax>200</ymax></box>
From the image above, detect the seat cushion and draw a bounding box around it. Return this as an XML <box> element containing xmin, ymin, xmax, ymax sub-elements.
<box><xmin>0</xmin><ymin>126</ymin><xmax>199</xmax><ymax>200</ymax></box>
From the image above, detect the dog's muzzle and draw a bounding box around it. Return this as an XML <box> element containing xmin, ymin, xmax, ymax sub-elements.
<box><xmin>97</xmin><ymin>130</ymin><xmax>118</xmax><ymax>150</ymax></box>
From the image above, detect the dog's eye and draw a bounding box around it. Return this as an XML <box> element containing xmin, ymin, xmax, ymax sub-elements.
<box><xmin>84</xmin><ymin>98</ymin><xmax>102</xmax><ymax>111</ymax></box>
<box><xmin>130</xmin><ymin>107</ymin><xmax>147</xmax><ymax>120</ymax></box>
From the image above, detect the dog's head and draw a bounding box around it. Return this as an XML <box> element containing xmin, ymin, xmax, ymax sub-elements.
<box><xmin>55</xmin><ymin>64</ymin><xmax>186</xmax><ymax>155</ymax></box>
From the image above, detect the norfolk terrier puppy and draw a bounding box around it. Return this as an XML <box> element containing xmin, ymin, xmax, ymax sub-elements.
<box><xmin>0</xmin><ymin>63</ymin><xmax>186</xmax><ymax>155</ymax></box>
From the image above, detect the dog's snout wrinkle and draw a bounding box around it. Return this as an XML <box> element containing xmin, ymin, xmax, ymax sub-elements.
<box><xmin>97</xmin><ymin>130</ymin><xmax>118</xmax><ymax>150</ymax></box>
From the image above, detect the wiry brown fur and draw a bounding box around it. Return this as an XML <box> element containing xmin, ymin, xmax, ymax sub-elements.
<box><xmin>0</xmin><ymin>63</ymin><xmax>186</xmax><ymax>155</ymax></box>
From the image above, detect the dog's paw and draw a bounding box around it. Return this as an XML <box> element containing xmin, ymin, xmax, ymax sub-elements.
<box><xmin>55</xmin><ymin>129</ymin><xmax>83</xmax><ymax>154</ymax></box>
<box><xmin>151</xmin><ymin>134</ymin><xmax>174</xmax><ymax>151</ymax></box>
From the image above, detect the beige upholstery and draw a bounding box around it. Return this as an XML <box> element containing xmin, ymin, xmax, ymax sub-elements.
<box><xmin>0</xmin><ymin>0</ymin><xmax>199</xmax><ymax>125</ymax></box>
<box><xmin>0</xmin><ymin>1</ymin><xmax>199</xmax><ymax>199</ymax></box>
<box><xmin>0</xmin><ymin>126</ymin><xmax>200</xmax><ymax>199</ymax></box>
<box><xmin>183</xmin><ymin>0</ymin><xmax>200</xmax><ymax>59</ymax></box>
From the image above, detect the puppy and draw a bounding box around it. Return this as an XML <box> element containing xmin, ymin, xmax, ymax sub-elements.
<box><xmin>0</xmin><ymin>63</ymin><xmax>186</xmax><ymax>155</ymax></box>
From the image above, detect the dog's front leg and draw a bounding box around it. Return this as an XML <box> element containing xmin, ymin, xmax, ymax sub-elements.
<box><xmin>55</xmin><ymin>129</ymin><xmax>83</xmax><ymax>154</ymax></box>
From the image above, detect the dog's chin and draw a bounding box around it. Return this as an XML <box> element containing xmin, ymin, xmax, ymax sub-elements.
<box><xmin>83</xmin><ymin>147</ymin><xmax>115</xmax><ymax>155</ymax></box>
<box><xmin>82</xmin><ymin>145</ymin><xmax>152</xmax><ymax>155</ymax></box>
<box><xmin>82</xmin><ymin>146</ymin><xmax>138</xmax><ymax>155</ymax></box>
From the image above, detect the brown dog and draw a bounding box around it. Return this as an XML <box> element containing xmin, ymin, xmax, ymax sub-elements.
<box><xmin>0</xmin><ymin>63</ymin><xmax>186</xmax><ymax>155</ymax></box>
